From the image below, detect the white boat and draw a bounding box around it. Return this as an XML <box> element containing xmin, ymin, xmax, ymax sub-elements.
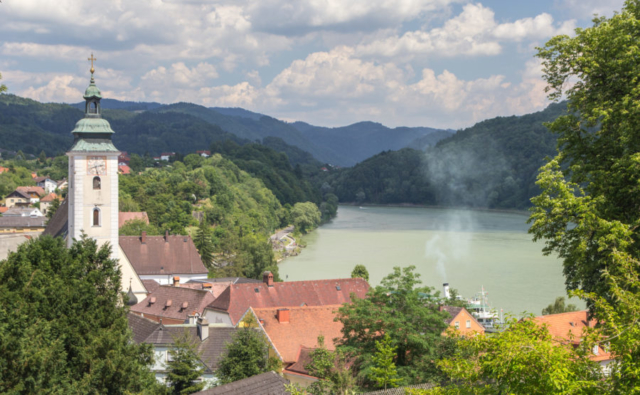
<box><xmin>466</xmin><ymin>286</ymin><xmax>501</xmax><ymax>330</ymax></box>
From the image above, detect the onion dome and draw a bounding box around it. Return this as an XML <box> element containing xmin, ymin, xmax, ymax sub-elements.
<box><xmin>126</xmin><ymin>283</ymin><xmax>138</xmax><ymax>306</ymax></box>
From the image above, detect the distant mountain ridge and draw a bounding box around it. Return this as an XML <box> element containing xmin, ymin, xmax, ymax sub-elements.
<box><xmin>70</xmin><ymin>99</ymin><xmax>453</xmax><ymax>166</ymax></box>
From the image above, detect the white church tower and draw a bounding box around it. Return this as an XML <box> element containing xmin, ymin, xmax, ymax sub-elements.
<box><xmin>67</xmin><ymin>54</ymin><xmax>119</xmax><ymax>258</ymax></box>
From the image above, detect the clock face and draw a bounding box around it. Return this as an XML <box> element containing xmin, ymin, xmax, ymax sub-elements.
<box><xmin>87</xmin><ymin>156</ymin><xmax>106</xmax><ymax>175</ymax></box>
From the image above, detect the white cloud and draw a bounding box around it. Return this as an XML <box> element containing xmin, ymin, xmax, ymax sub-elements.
<box><xmin>141</xmin><ymin>62</ymin><xmax>219</xmax><ymax>89</ymax></box>
<box><xmin>20</xmin><ymin>75</ymin><xmax>83</xmax><ymax>103</ymax></box>
<box><xmin>556</xmin><ymin>0</ymin><xmax>625</xmax><ymax>19</ymax></box>
<box><xmin>355</xmin><ymin>4</ymin><xmax>576</xmax><ymax>60</ymax></box>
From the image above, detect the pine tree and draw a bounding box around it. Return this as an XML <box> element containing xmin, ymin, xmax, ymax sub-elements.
<box><xmin>166</xmin><ymin>331</ymin><xmax>206</xmax><ymax>395</ymax></box>
<box><xmin>38</xmin><ymin>150</ymin><xmax>47</xmax><ymax>164</ymax></box>
<box><xmin>369</xmin><ymin>334</ymin><xmax>399</xmax><ymax>390</ymax></box>
<box><xmin>194</xmin><ymin>219</ymin><xmax>214</xmax><ymax>269</ymax></box>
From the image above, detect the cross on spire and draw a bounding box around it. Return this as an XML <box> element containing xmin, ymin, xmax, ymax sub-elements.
<box><xmin>88</xmin><ymin>53</ymin><xmax>97</xmax><ymax>75</ymax></box>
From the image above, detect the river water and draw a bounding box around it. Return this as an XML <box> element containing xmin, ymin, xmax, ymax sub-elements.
<box><xmin>279</xmin><ymin>205</ymin><xmax>581</xmax><ymax>316</ymax></box>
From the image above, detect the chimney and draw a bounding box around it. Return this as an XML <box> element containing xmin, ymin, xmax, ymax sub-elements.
<box><xmin>187</xmin><ymin>312</ymin><xmax>198</xmax><ymax>325</ymax></box>
<box><xmin>277</xmin><ymin>308</ymin><xmax>290</xmax><ymax>323</ymax></box>
<box><xmin>165</xmin><ymin>230</ymin><xmax>169</xmax><ymax>242</ymax></box>
<box><xmin>197</xmin><ymin>317</ymin><xmax>209</xmax><ymax>341</ymax></box>
<box><xmin>141</xmin><ymin>231</ymin><xmax>146</xmax><ymax>244</ymax></box>
<box><xmin>173</xmin><ymin>276</ymin><xmax>180</xmax><ymax>287</ymax></box>
<box><xmin>263</xmin><ymin>271</ymin><xmax>274</xmax><ymax>287</ymax></box>
<box><xmin>443</xmin><ymin>283</ymin><xmax>450</xmax><ymax>299</ymax></box>
<box><xmin>203</xmin><ymin>283</ymin><xmax>212</xmax><ymax>290</ymax></box>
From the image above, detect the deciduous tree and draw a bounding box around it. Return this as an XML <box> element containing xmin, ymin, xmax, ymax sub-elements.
<box><xmin>290</xmin><ymin>202</ymin><xmax>321</xmax><ymax>234</ymax></box>
<box><xmin>350</xmin><ymin>264</ymin><xmax>369</xmax><ymax>282</ymax></box>
<box><xmin>541</xmin><ymin>296</ymin><xmax>577</xmax><ymax>315</ymax></box>
<box><xmin>215</xmin><ymin>328</ymin><xmax>279</xmax><ymax>384</ymax></box>
<box><xmin>369</xmin><ymin>334</ymin><xmax>399</xmax><ymax>390</ymax></box>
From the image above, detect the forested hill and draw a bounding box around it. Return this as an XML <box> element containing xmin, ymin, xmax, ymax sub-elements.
<box><xmin>323</xmin><ymin>102</ymin><xmax>567</xmax><ymax>209</ymax></box>
<box><xmin>292</xmin><ymin>121</ymin><xmax>454</xmax><ymax>166</ymax></box>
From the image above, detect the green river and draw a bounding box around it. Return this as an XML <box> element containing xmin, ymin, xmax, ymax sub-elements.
<box><xmin>279</xmin><ymin>205</ymin><xmax>581</xmax><ymax>316</ymax></box>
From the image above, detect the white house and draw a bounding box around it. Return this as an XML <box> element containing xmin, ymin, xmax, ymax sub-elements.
<box><xmin>34</xmin><ymin>177</ymin><xmax>58</xmax><ymax>194</ymax></box>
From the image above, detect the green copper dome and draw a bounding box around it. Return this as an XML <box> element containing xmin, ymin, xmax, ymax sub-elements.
<box><xmin>71</xmin><ymin>117</ymin><xmax>114</xmax><ymax>134</ymax></box>
<box><xmin>83</xmin><ymin>76</ymin><xmax>102</xmax><ymax>99</ymax></box>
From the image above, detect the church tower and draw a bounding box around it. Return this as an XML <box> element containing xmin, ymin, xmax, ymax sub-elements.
<box><xmin>67</xmin><ymin>54</ymin><xmax>119</xmax><ymax>258</ymax></box>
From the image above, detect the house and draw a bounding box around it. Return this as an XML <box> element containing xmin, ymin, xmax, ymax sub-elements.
<box><xmin>39</xmin><ymin>193</ymin><xmax>61</xmax><ymax>215</ymax></box>
<box><xmin>0</xmin><ymin>207</ymin><xmax>8</xmax><ymax>214</ymax></box>
<box><xmin>197</xmin><ymin>150</ymin><xmax>211</xmax><ymax>158</ymax></box>
<box><xmin>33</xmin><ymin>176</ymin><xmax>58</xmax><ymax>193</ymax></box>
<box><xmin>16</xmin><ymin>186</ymin><xmax>45</xmax><ymax>203</ymax></box>
<box><xmin>118</xmin><ymin>152</ymin><xmax>130</xmax><ymax>164</ymax></box>
<box><xmin>242</xmin><ymin>304</ymin><xmax>345</xmax><ymax>387</ymax></box>
<box><xmin>320</xmin><ymin>167</ymin><xmax>328</xmax><ymax>172</ymax></box>
<box><xmin>187</xmin><ymin>277</ymin><xmax>262</xmax><ymax>285</ymax></box>
<box><xmin>160</xmin><ymin>152</ymin><xmax>175</xmax><ymax>161</ymax></box>
<box><xmin>57</xmin><ymin>179</ymin><xmax>68</xmax><ymax>190</ymax></box>
<box><xmin>441</xmin><ymin>305</ymin><xmax>485</xmax><ymax>336</ymax></box>
<box><xmin>119</xmin><ymin>231</ymin><xmax>209</xmax><ymax>286</ymax></box>
<box><xmin>130</xmin><ymin>282</ymin><xmax>220</xmax><ymax>324</ymax></box>
<box><xmin>4</xmin><ymin>190</ymin><xmax>32</xmax><ymax>208</ymax></box>
<box><xmin>128</xmin><ymin>313</ymin><xmax>239</xmax><ymax>386</ymax></box>
<box><xmin>533</xmin><ymin>310</ymin><xmax>614</xmax><ymax>375</ymax></box>
<box><xmin>203</xmin><ymin>272</ymin><xmax>370</xmax><ymax>326</ymax></box>
<box><xmin>2</xmin><ymin>207</ymin><xmax>44</xmax><ymax>217</ymax></box>
<box><xmin>0</xmin><ymin>166</ymin><xmax>9</xmax><ymax>174</ymax></box>
<box><xmin>118</xmin><ymin>165</ymin><xmax>131</xmax><ymax>175</ymax></box>
<box><xmin>118</xmin><ymin>211</ymin><xmax>149</xmax><ymax>228</ymax></box>
<box><xmin>0</xmin><ymin>216</ymin><xmax>47</xmax><ymax>233</ymax></box>
<box><xmin>193</xmin><ymin>371</ymin><xmax>289</xmax><ymax>395</ymax></box>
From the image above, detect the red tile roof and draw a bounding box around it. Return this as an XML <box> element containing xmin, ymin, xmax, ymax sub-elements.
<box><xmin>120</xmin><ymin>234</ymin><xmax>208</xmax><ymax>276</ymax></box>
<box><xmin>142</xmin><ymin>279</ymin><xmax>160</xmax><ymax>294</ymax></box>
<box><xmin>533</xmin><ymin>310</ymin><xmax>611</xmax><ymax>362</ymax></box>
<box><xmin>253</xmin><ymin>305</ymin><xmax>344</xmax><ymax>363</ymax></box>
<box><xmin>16</xmin><ymin>186</ymin><xmax>45</xmax><ymax>197</ymax></box>
<box><xmin>118</xmin><ymin>212</ymin><xmax>149</xmax><ymax>228</ymax></box>
<box><xmin>118</xmin><ymin>165</ymin><xmax>131</xmax><ymax>174</ymax></box>
<box><xmin>131</xmin><ymin>285</ymin><xmax>216</xmax><ymax>322</ymax></box>
<box><xmin>0</xmin><ymin>207</ymin><xmax>8</xmax><ymax>214</ymax></box>
<box><xmin>40</xmin><ymin>193</ymin><xmax>60</xmax><ymax>203</ymax></box>
<box><xmin>0</xmin><ymin>166</ymin><xmax>9</xmax><ymax>174</ymax></box>
<box><xmin>207</xmin><ymin>278</ymin><xmax>369</xmax><ymax>326</ymax></box>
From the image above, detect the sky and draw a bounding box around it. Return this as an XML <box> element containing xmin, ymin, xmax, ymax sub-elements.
<box><xmin>0</xmin><ymin>0</ymin><xmax>625</xmax><ymax>129</ymax></box>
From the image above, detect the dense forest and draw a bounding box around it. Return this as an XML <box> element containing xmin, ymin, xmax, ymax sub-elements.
<box><xmin>322</xmin><ymin>102</ymin><xmax>567</xmax><ymax>209</ymax></box>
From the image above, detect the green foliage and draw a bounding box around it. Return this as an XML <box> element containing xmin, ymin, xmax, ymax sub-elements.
<box><xmin>119</xmin><ymin>218</ymin><xmax>160</xmax><ymax>236</ymax></box>
<box><xmin>336</xmin><ymin>266</ymin><xmax>453</xmax><ymax>388</ymax></box>
<box><xmin>350</xmin><ymin>264</ymin><xmax>369</xmax><ymax>281</ymax></box>
<box><xmin>290</xmin><ymin>202</ymin><xmax>321</xmax><ymax>234</ymax></box>
<box><xmin>215</xmin><ymin>328</ymin><xmax>279</xmax><ymax>384</ymax></box>
<box><xmin>369</xmin><ymin>334</ymin><xmax>400</xmax><ymax>390</ymax></box>
<box><xmin>38</xmin><ymin>150</ymin><xmax>46</xmax><ymax>163</ymax></box>
<box><xmin>426</xmin><ymin>317</ymin><xmax>601</xmax><ymax>394</ymax></box>
<box><xmin>305</xmin><ymin>335</ymin><xmax>357</xmax><ymax>395</ymax></box>
<box><xmin>167</xmin><ymin>331</ymin><xmax>206</xmax><ymax>395</ymax></box>
<box><xmin>0</xmin><ymin>72</ymin><xmax>6</xmax><ymax>94</ymax></box>
<box><xmin>45</xmin><ymin>197</ymin><xmax>60</xmax><ymax>221</ymax></box>
<box><xmin>194</xmin><ymin>219</ymin><xmax>214</xmax><ymax>269</ymax></box>
<box><xmin>541</xmin><ymin>296</ymin><xmax>577</xmax><ymax>315</ymax></box>
<box><xmin>0</xmin><ymin>235</ymin><xmax>160</xmax><ymax>393</ymax></box>
<box><xmin>528</xmin><ymin>3</ymin><xmax>640</xmax><ymax>390</ymax></box>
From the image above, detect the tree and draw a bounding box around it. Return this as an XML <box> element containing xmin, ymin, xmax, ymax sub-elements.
<box><xmin>0</xmin><ymin>72</ymin><xmax>6</xmax><ymax>93</ymax></box>
<box><xmin>350</xmin><ymin>264</ymin><xmax>369</xmax><ymax>282</ymax></box>
<box><xmin>529</xmin><ymin>3</ymin><xmax>640</xmax><ymax>390</ymax></box>
<box><xmin>166</xmin><ymin>331</ymin><xmax>206</xmax><ymax>395</ymax></box>
<box><xmin>369</xmin><ymin>334</ymin><xmax>400</xmax><ymax>390</ymax></box>
<box><xmin>194</xmin><ymin>219</ymin><xmax>214</xmax><ymax>269</ymax></box>
<box><xmin>336</xmin><ymin>266</ymin><xmax>452</xmax><ymax>388</ymax></box>
<box><xmin>119</xmin><ymin>218</ymin><xmax>160</xmax><ymax>236</ymax></box>
<box><xmin>541</xmin><ymin>296</ymin><xmax>577</xmax><ymax>315</ymax></box>
<box><xmin>305</xmin><ymin>335</ymin><xmax>357</xmax><ymax>395</ymax></box>
<box><xmin>38</xmin><ymin>150</ymin><xmax>47</xmax><ymax>164</ymax></box>
<box><xmin>215</xmin><ymin>328</ymin><xmax>279</xmax><ymax>384</ymax></box>
<box><xmin>129</xmin><ymin>153</ymin><xmax>144</xmax><ymax>173</ymax></box>
<box><xmin>290</xmin><ymin>202</ymin><xmax>321</xmax><ymax>234</ymax></box>
<box><xmin>45</xmin><ymin>197</ymin><xmax>60</xmax><ymax>221</ymax></box>
<box><xmin>418</xmin><ymin>317</ymin><xmax>602</xmax><ymax>395</ymax></box>
<box><xmin>0</xmin><ymin>235</ymin><xmax>160</xmax><ymax>393</ymax></box>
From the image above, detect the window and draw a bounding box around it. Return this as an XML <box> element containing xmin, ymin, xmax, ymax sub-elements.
<box><xmin>93</xmin><ymin>176</ymin><xmax>101</xmax><ymax>190</ymax></box>
<box><xmin>466</xmin><ymin>320</ymin><xmax>471</xmax><ymax>329</ymax></box>
<box><xmin>593</xmin><ymin>345</ymin><xmax>599</xmax><ymax>355</ymax></box>
<box><xmin>93</xmin><ymin>208</ymin><xmax>100</xmax><ymax>226</ymax></box>
<box><xmin>454</xmin><ymin>321</ymin><xmax>459</xmax><ymax>329</ymax></box>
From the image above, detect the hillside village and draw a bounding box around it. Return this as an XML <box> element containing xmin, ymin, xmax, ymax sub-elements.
<box><xmin>0</xmin><ymin>69</ymin><xmax>617</xmax><ymax>394</ymax></box>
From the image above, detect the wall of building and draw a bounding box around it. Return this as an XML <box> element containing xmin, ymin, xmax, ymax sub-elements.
<box><xmin>203</xmin><ymin>309</ymin><xmax>234</xmax><ymax>327</ymax></box>
<box><xmin>448</xmin><ymin>309</ymin><xmax>485</xmax><ymax>336</ymax></box>
<box><xmin>0</xmin><ymin>232</ymin><xmax>40</xmax><ymax>260</ymax></box>
<box><xmin>139</xmin><ymin>273</ymin><xmax>208</xmax><ymax>285</ymax></box>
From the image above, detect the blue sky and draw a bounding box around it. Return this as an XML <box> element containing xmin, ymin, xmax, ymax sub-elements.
<box><xmin>0</xmin><ymin>0</ymin><xmax>624</xmax><ymax>129</ymax></box>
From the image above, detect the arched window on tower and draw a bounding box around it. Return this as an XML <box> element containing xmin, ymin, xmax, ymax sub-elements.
<box><xmin>90</xmin><ymin>102</ymin><xmax>97</xmax><ymax>114</ymax></box>
<box><xmin>93</xmin><ymin>176</ymin><xmax>101</xmax><ymax>190</ymax></box>
<box><xmin>93</xmin><ymin>208</ymin><xmax>100</xmax><ymax>227</ymax></box>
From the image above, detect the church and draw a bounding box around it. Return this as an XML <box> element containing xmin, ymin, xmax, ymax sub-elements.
<box><xmin>44</xmin><ymin>57</ymin><xmax>208</xmax><ymax>302</ymax></box>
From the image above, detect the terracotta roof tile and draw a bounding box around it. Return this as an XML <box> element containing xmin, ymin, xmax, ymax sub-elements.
<box><xmin>120</xmin><ymin>234</ymin><xmax>208</xmax><ymax>275</ymax></box>
<box><xmin>40</xmin><ymin>193</ymin><xmax>59</xmax><ymax>202</ymax></box>
<box><xmin>131</xmin><ymin>285</ymin><xmax>216</xmax><ymax>322</ymax></box>
<box><xmin>193</xmin><ymin>371</ymin><xmax>289</xmax><ymax>395</ymax></box>
<box><xmin>0</xmin><ymin>207</ymin><xmax>8</xmax><ymax>214</ymax></box>
<box><xmin>533</xmin><ymin>310</ymin><xmax>612</xmax><ymax>362</ymax></box>
<box><xmin>0</xmin><ymin>216</ymin><xmax>46</xmax><ymax>228</ymax></box>
<box><xmin>142</xmin><ymin>279</ymin><xmax>160</xmax><ymax>294</ymax></box>
<box><xmin>207</xmin><ymin>278</ymin><xmax>369</xmax><ymax>326</ymax></box>
<box><xmin>118</xmin><ymin>165</ymin><xmax>131</xmax><ymax>174</ymax></box>
<box><xmin>253</xmin><ymin>304</ymin><xmax>344</xmax><ymax>364</ymax></box>
<box><xmin>118</xmin><ymin>212</ymin><xmax>149</xmax><ymax>228</ymax></box>
<box><xmin>16</xmin><ymin>186</ymin><xmax>45</xmax><ymax>196</ymax></box>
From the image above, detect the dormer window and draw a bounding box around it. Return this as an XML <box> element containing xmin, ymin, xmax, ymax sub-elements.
<box><xmin>93</xmin><ymin>176</ymin><xmax>101</xmax><ymax>190</ymax></box>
